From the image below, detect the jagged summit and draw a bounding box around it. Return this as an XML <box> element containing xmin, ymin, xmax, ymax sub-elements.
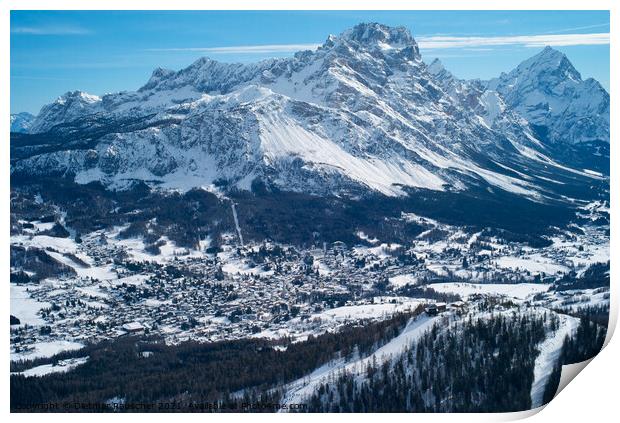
<box><xmin>427</xmin><ymin>58</ymin><xmax>454</xmax><ymax>81</ymax></box>
<box><xmin>427</xmin><ymin>58</ymin><xmax>444</xmax><ymax>73</ymax></box>
<box><xmin>337</xmin><ymin>23</ymin><xmax>416</xmax><ymax>48</ymax></box>
<box><xmin>58</xmin><ymin>90</ymin><xmax>101</xmax><ymax>103</ymax></box>
<box><xmin>28</xmin><ymin>90</ymin><xmax>102</xmax><ymax>133</ymax></box>
<box><xmin>325</xmin><ymin>22</ymin><xmax>421</xmax><ymax>62</ymax></box>
<box><xmin>137</xmin><ymin>23</ymin><xmax>422</xmax><ymax>96</ymax></box>
<box><xmin>140</xmin><ymin>67</ymin><xmax>176</xmax><ymax>91</ymax></box>
<box><xmin>512</xmin><ymin>45</ymin><xmax>582</xmax><ymax>81</ymax></box>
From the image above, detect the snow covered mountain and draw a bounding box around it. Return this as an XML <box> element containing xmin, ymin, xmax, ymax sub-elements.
<box><xmin>488</xmin><ymin>46</ymin><xmax>609</xmax><ymax>147</ymax></box>
<box><xmin>27</xmin><ymin>91</ymin><xmax>102</xmax><ymax>134</ymax></box>
<box><xmin>10</xmin><ymin>112</ymin><xmax>35</xmax><ymax>133</ymax></box>
<box><xmin>11</xmin><ymin>23</ymin><xmax>609</xmax><ymax>200</ymax></box>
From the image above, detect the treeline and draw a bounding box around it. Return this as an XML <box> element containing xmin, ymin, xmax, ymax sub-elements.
<box><xmin>10</xmin><ymin>245</ymin><xmax>76</xmax><ymax>282</ymax></box>
<box><xmin>395</xmin><ymin>285</ymin><xmax>461</xmax><ymax>303</ymax></box>
<box><xmin>560</xmin><ymin>303</ymin><xmax>608</xmax><ymax>365</ymax></box>
<box><xmin>561</xmin><ymin>318</ymin><xmax>607</xmax><ymax>365</ymax></box>
<box><xmin>11</xmin><ymin>308</ymin><xmax>422</xmax><ymax>412</ymax></box>
<box><xmin>554</xmin><ymin>262</ymin><xmax>610</xmax><ymax>291</ymax></box>
<box><xmin>303</xmin><ymin>311</ymin><xmax>553</xmax><ymax>412</ymax></box>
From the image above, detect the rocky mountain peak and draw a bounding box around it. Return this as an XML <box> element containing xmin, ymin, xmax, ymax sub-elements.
<box><xmin>329</xmin><ymin>22</ymin><xmax>420</xmax><ymax>60</ymax></box>
<box><xmin>140</xmin><ymin>67</ymin><xmax>176</xmax><ymax>91</ymax></box>
<box><xmin>340</xmin><ymin>23</ymin><xmax>414</xmax><ymax>46</ymax></box>
<box><xmin>56</xmin><ymin>90</ymin><xmax>101</xmax><ymax>105</ymax></box>
<box><xmin>427</xmin><ymin>58</ymin><xmax>453</xmax><ymax>80</ymax></box>
<box><xmin>487</xmin><ymin>46</ymin><xmax>608</xmax><ymax>147</ymax></box>
<box><xmin>514</xmin><ymin>46</ymin><xmax>581</xmax><ymax>81</ymax></box>
<box><xmin>28</xmin><ymin>90</ymin><xmax>102</xmax><ymax>133</ymax></box>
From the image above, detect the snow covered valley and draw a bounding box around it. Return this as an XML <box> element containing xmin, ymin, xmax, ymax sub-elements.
<box><xmin>10</xmin><ymin>190</ymin><xmax>609</xmax><ymax>412</ymax></box>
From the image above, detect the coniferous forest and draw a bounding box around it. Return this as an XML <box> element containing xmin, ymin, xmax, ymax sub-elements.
<box><xmin>304</xmin><ymin>310</ymin><xmax>552</xmax><ymax>412</ymax></box>
<box><xmin>11</xmin><ymin>310</ymin><xmax>418</xmax><ymax>412</ymax></box>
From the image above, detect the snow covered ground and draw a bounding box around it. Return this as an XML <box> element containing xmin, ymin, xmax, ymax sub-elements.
<box><xmin>13</xmin><ymin>356</ymin><xmax>89</xmax><ymax>378</ymax></box>
<box><xmin>11</xmin><ymin>340</ymin><xmax>84</xmax><ymax>362</ymax></box>
<box><xmin>429</xmin><ymin>282</ymin><xmax>551</xmax><ymax>300</ymax></box>
<box><xmin>11</xmin><ymin>284</ymin><xmax>50</xmax><ymax>326</ymax></box>
<box><xmin>254</xmin><ymin>297</ymin><xmax>426</xmax><ymax>343</ymax></box>
<box><xmin>389</xmin><ymin>273</ymin><xmax>418</xmax><ymax>287</ymax></box>
<box><xmin>494</xmin><ymin>256</ymin><xmax>568</xmax><ymax>275</ymax></box>
<box><xmin>310</xmin><ymin>298</ymin><xmax>425</xmax><ymax>322</ymax></box>
<box><xmin>218</xmin><ymin>246</ymin><xmax>275</xmax><ymax>277</ymax></box>
<box><xmin>533</xmin><ymin>287</ymin><xmax>610</xmax><ymax>311</ymax></box>
<box><xmin>530</xmin><ymin>313</ymin><xmax>580</xmax><ymax>408</ymax></box>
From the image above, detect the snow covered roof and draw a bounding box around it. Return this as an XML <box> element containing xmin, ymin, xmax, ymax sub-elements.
<box><xmin>122</xmin><ymin>322</ymin><xmax>144</xmax><ymax>332</ymax></box>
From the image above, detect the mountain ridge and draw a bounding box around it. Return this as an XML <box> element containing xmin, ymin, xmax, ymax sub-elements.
<box><xmin>10</xmin><ymin>23</ymin><xmax>609</xmax><ymax>201</ymax></box>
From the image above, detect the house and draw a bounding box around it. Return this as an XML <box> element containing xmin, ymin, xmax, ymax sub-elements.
<box><xmin>425</xmin><ymin>302</ymin><xmax>447</xmax><ymax>315</ymax></box>
<box><xmin>122</xmin><ymin>321</ymin><xmax>145</xmax><ymax>334</ymax></box>
<box><xmin>332</xmin><ymin>241</ymin><xmax>347</xmax><ymax>253</ymax></box>
<box><xmin>450</xmin><ymin>301</ymin><xmax>466</xmax><ymax>310</ymax></box>
<box><xmin>425</xmin><ymin>305</ymin><xmax>438</xmax><ymax>315</ymax></box>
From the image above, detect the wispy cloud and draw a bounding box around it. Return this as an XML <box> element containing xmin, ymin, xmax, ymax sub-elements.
<box><xmin>13</xmin><ymin>61</ymin><xmax>145</xmax><ymax>70</ymax></box>
<box><xmin>11</xmin><ymin>75</ymin><xmax>72</xmax><ymax>81</ymax></box>
<box><xmin>541</xmin><ymin>22</ymin><xmax>609</xmax><ymax>34</ymax></box>
<box><xmin>11</xmin><ymin>25</ymin><xmax>92</xmax><ymax>35</ymax></box>
<box><xmin>147</xmin><ymin>43</ymin><xmax>321</xmax><ymax>54</ymax></box>
<box><xmin>417</xmin><ymin>32</ymin><xmax>609</xmax><ymax>49</ymax></box>
<box><xmin>149</xmin><ymin>32</ymin><xmax>608</xmax><ymax>57</ymax></box>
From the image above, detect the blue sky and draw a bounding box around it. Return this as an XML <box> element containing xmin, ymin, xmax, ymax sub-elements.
<box><xmin>11</xmin><ymin>10</ymin><xmax>610</xmax><ymax>114</ymax></box>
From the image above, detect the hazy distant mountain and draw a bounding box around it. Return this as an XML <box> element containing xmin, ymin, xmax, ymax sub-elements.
<box><xmin>10</xmin><ymin>112</ymin><xmax>34</xmax><ymax>133</ymax></box>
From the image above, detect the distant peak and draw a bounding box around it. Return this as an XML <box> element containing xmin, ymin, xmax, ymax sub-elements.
<box><xmin>531</xmin><ymin>46</ymin><xmax>570</xmax><ymax>67</ymax></box>
<box><xmin>512</xmin><ymin>46</ymin><xmax>581</xmax><ymax>81</ymax></box>
<box><xmin>151</xmin><ymin>67</ymin><xmax>175</xmax><ymax>78</ymax></box>
<box><xmin>11</xmin><ymin>111</ymin><xmax>34</xmax><ymax>118</ymax></box>
<box><xmin>345</xmin><ymin>23</ymin><xmax>413</xmax><ymax>43</ymax></box>
<box><xmin>140</xmin><ymin>67</ymin><xmax>176</xmax><ymax>91</ymax></box>
<box><xmin>57</xmin><ymin>90</ymin><xmax>101</xmax><ymax>104</ymax></box>
<box><xmin>427</xmin><ymin>58</ymin><xmax>445</xmax><ymax>74</ymax></box>
<box><xmin>538</xmin><ymin>45</ymin><xmax>565</xmax><ymax>60</ymax></box>
<box><xmin>427</xmin><ymin>58</ymin><xmax>456</xmax><ymax>82</ymax></box>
